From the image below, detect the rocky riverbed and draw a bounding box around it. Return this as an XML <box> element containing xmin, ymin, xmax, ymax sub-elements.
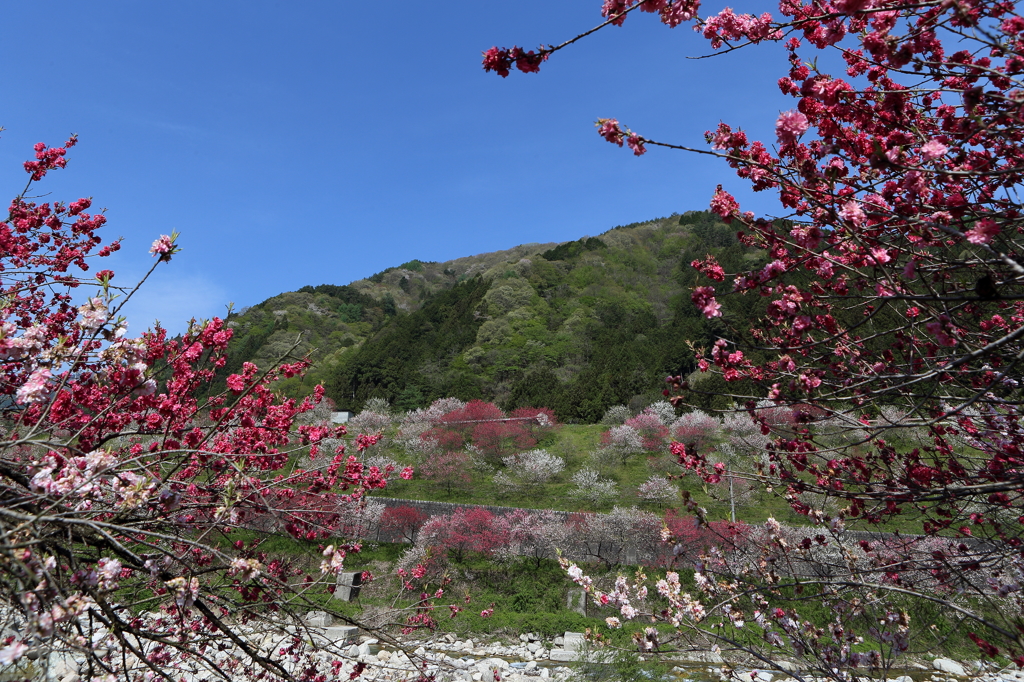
<box><xmin>291</xmin><ymin>616</ymin><xmax>1024</xmax><ymax>682</ymax></box>
<box><xmin>27</xmin><ymin>613</ymin><xmax>1024</xmax><ymax>682</ymax></box>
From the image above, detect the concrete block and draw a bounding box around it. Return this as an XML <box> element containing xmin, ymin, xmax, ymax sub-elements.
<box><xmin>562</xmin><ymin>632</ymin><xmax>585</xmax><ymax>652</ymax></box>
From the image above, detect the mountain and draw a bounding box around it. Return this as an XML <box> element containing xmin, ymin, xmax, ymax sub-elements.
<box><xmin>218</xmin><ymin>211</ymin><xmax>770</xmax><ymax>421</ymax></box>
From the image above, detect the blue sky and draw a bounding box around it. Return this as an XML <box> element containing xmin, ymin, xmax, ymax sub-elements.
<box><xmin>1</xmin><ymin>1</ymin><xmax>792</xmax><ymax>334</ymax></box>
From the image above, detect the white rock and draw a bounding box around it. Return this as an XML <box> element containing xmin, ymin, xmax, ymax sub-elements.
<box><xmin>304</xmin><ymin>611</ymin><xmax>333</xmax><ymax>628</ymax></box>
<box><xmin>562</xmin><ymin>632</ymin><xmax>585</xmax><ymax>652</ymax></box>
<box><xmin>549</xmin><ymin>649</ymin><xmax>580</xmax><ymax>663</ymax></box>
<box><xmin>46</xmin><ymin>651</ymin><xmax>82</xmax><ymax>682</ymax></box>
<box><xmin>933</xmin><ymin>659</ymin><xmax>967</xmax><ymax>677</ymax></box>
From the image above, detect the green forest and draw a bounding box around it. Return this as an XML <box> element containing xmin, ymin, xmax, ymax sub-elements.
<box><xmin>219</xmin><ymin>211</ymin><xmax>775</xmax><ymax>421</ymax></box>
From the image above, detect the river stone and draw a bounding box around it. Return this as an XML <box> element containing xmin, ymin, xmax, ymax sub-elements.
<box><xmin>933</xmin><ymin>659</ymin><xmax>967</xmax><ymax>677</ymax></box>
<box><xmin>304</xmin><ymin>611</ymin><xmax>332</xmax><ymax>628</ymax></box>
<box><xmin>323</xmin><ymin>625</ymin><xmax>359</xmax><ymax>644</ymax></box>
<box><xmin>46</xmin><ymin>652</ymin><xmax>81</xmax><ymax>682</ymax></box>
<box><xmin>562</xmin><ymin>632</ymin><xmax>585</xmax><ymax>652</ymax></box>
<box><xmin>549</xmin><ymin>649</ymin><xmax>580</xmax><ymax>662</ymax></box>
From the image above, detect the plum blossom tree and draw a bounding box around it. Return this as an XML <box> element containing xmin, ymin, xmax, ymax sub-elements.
<box><xmin>568</xmin><ymin>467</ymin><xmax>619</xmax><ymax>507</ymax></box>
<box><xmin>489</xmin><ymin>0</ymin><xmax>1024</xmax><ymax>671</ymax></box>
<box><xmin>669</xmin><ymin>409</ymin><xmax>720</xmax><ymax>450</ymax></box>
<box><xmin>493</xmin><ymin>448</ymin><xmax>566</xmax><ymax>494</ymax></box>
<box><xmin>380</xmin><ymin>505</ymin><xmax>430</xmax><ymax>544</ymax></box>
<box><xmin>636</xmin><ymin>475</ymin><xmax>679</xmax><ymax>503</ymax></box>
<box><xmin>0</xmin><ymin>139</ymin><xmax>417</xmax><ymax>681</ymax></box>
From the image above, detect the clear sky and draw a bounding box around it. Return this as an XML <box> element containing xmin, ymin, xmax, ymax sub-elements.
<box><xmin>1</xmin><ymin>1</ymin><xmax>792</xmax><ymax>334</ymax></box>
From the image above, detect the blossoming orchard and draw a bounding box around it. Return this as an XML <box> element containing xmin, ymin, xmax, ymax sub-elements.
<box><xmin>489</xmin><ymin>0</ymin><xmax>1024</xmax><ymax>674</ymax></box>
<box><xmin>0</xmin><ymin>138</ymin><xmax>422</xmax><ymax>680</ymax></box>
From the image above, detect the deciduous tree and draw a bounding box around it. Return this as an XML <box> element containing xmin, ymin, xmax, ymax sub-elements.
<box><xmin>0</xmin><ymin>139</ymin><xmax>412</xmax><ymax>681</ymax></box>
<box><xmin>490</xmin><ymin>0</ymin><xmax>1024</xmax><ymax>670</ymax></box>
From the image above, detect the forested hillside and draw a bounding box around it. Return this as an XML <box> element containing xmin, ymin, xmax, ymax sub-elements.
<box><xmin>221</xmin><ymin>211</ymin><xmax>772</xmax><ymax>420</ymax></box>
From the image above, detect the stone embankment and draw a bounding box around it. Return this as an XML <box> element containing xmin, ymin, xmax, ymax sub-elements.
<box><xmin>32</xmin><ymin>614</ymin><xmax>1024</xmax><ymax>682</ymax></box>
<box><xmin>291</xmin><ymin>615</ymin><xmax>1024</xmax><ymax>682</ymax></box>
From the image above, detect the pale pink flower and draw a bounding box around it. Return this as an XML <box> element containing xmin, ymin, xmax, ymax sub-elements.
<box><xmin>0</xmin><ymin>641</ymin><xmax>27</xmax><ymax>665</ymax></box>
<box><xmin>16</xmin><ymin>367</ymin><xmax>51</xmax><ymax>404</ymax></box>
<box><xmin>965</xmin><ymin>218</ymin><xmax>999</xmax><ymax>245</ymax></box>
<box><xmin>691</xmin><ymin>286</ymin><xmax>722</xmax><ymax>318</ymax></box>
<box><xmin>626</xmin><ymin>133</ymin><xmax>647</xmax><ymax>156</ymax></box>
<box><xmin>920</xmin><ymin>139</ymin><xmax>948</xmax><ymax>161</ymax></box>
<box><xmin>868</xmin><ymin>247</ymin><xmax>891</xmax><ymax>265</ymax></box>
<box><xmin>230</xmin><ymin>557</ymin><xmax>262</xmax><ymax>581</ymax></box>
<box><xmin>605</xmin><ymin>616</ymin><xmax>622</xmax><ymax>628</ymax></box>
<box><xmin>839</xmin><ymin>200</ymin><xmax>866</xmax><ymax>227</ymax></box>
<box><xmin>596</xmin><ymin>118</ymin><xmax>624</xmax><ymax>146</ymax></box>
<box><xmin>149</xmin><ymin>234</ymin><xmax>174</xmax><ymax>259</ymax></box>
<box><xmin>78</xmin><ymin>297</ymin><xmax>109</xmax><ymax>331</ymax></box>
<box><xmin>775</xmin><ymin>110</ymin><xmax>809</xmax><ymax>145</ymax></box>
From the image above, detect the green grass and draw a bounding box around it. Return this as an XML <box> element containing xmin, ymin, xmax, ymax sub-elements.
<box><xmin>217</xmin><ymin>529</ymin><xmax>1010</xmax><ymax>667</ymax></box>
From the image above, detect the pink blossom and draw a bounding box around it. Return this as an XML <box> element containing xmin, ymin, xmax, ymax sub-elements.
<box><xmin>839</xmin><ymin>200</ymin><xmax>866</xmax><ymax>226</ymax></box>
<box><xmin>692</xmin><ymin>286</ymin><xmax>722</xmax><ymax>318</ymax></box>
<box><xmin>482</xmin><ymin>47</ymin><xmax>511</xmax><ymax>78</ymax></box>
<box><xmin>78</xmin><ymin>297</ymin><xmax>109</xmax><ymax>331</ymax></box>
<box><xmin>400</xmin><ymin>466</ymin><xmax>414</xmax><ymax>480</ymax></box>
<box><xmin>868</xmin><ymin>247</ymin><xmax>891</xmax><ymax>265</ymax></box>
<box><xmin>596</xmin><ymin>118</ymin><xmax>624</xmax><ymax>146</ymax></box>
<box><xmin>925</xmin><ymin>316</ymin><xmax>958</xmax><ymax>347</ymax></box>
<box><xmin>833</xmin><ymin>0</ymin><xmax>875</xmax><ymax>11</ymax></box>
<box><xmin>920</xmin><ymin>139</ymin><xmax>948</xmax><ymax>161</ymax></box>
<box><xmin>601</xmin><ymin>0</ymin><xmax>630</xmax><ymax>26</ymax></box>
<box><xmin>965</xmin><ymin>218</ymin><xmax>1000</xmax><ymax>245</ymax></box>
<box><xmin>710</xmin><ymin>185</ymin><xmax>739</xmax><ymax>220</ymax></box>
<box><xmin>775</xmin><ymin>110</ymin><xmax>809</xmax><ymax>145</ymax></box>
<box><xmin>660</xmin><ymin>0</ymin><xmax>700</xmax><ymax>27</ymax></box>
<box><xmin>150</xmin><ymin>234</ymin><xmax>174</xmax><ymax>257</ymax></box>
<box><xmin>626</xmin><ymin>133</ymin><xmax>647</xmax><ymax>156</ymax></box>
<box><xmin>16</xmin><ymin>367</ymin><xmax>51</xmax><ymax>404</ymax></box>
<box><xmin>226</xmin><ymin>374</ymin><xmax>245</xmax><ymax>393</ymax></box>
<box><xmin>0</xmin><ymin>641</ymin><xmax>27</xmax><ymax>665</ymax></box>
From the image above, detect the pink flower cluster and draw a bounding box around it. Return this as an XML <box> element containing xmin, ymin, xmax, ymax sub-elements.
<box><xmin>702</xmin><ymin>9</ymin><xmax>780</xmax><ymax>49</ymax></box>
<box><xmin>691</xmin><ymin>286</ymin><xmax>722</xmax><ymax>318</ymax></box>
<box><xmin>482</xmin><ymin>46</ymin><xmax>547</xmax><ymax>77</ymax></box>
